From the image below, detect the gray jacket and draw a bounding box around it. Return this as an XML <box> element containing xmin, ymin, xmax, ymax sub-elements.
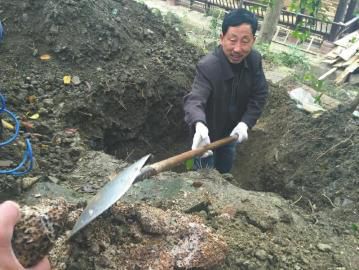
<box><xmin>183</xmin><ymin>46</ymin><xmax>268</xmax><ymax>141</ymax></box>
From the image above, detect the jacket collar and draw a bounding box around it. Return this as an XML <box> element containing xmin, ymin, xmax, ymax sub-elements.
<box><xmin>215</xmin><ymin>46</ymin><xmax>249</xmax><ymax>80</ymax></box>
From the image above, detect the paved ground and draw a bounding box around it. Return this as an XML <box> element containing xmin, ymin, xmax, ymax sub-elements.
<box><xmin>141</xmin><ymin>0</ymin><xmax>212</xmax><ymax>29</ymax></box>
<box><xmin>140</xmin><ymin>0</ymin><xmax>324</xmax><ymax>65</ymax></box>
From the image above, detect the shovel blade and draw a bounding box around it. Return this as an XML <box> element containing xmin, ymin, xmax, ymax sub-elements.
<box><xmin>69</xmin><ymin>154</ymin><xmax>151</xmax><ymax>237</ymax></box>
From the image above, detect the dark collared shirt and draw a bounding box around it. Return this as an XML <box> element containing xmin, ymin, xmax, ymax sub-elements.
<box><xmin>183</xmin><ymin>46</ymin><xmax>268</xmax><ymax>141</ymax></box>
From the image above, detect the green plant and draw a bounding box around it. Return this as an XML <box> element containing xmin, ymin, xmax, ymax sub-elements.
<box><xmin>207</xmin><ymin>8</ymin><xmax>224</xmax><ymax>39</ymax></box>
<box><xmin>289</xmin><ymin>0</ymin><xmax>324</xmax><ymax>17</ymax></box>
<box><xmin>163</xmin><ymin>11</ymin><xmax>186</xmax><ymax>34</ymax></box>
<box><xmin>255</xmin><ymin>42</ymin><xmax>280</xmax><ymax>64</ymax></box>
<box><xmin>349</xmin><ymin>37</ymin><xmax>357</xmax><ymax>44</ymax></box>
<box><xmin>206</xmin><ymin>7</ymin><xmax>225</xmax><ymax>19</ymax></box>
<box><xmin>301</xmin><ymin>72</ymin><xmax>325</xmax><ymax>104</ymax></box>
<box><xmin>185</xmin><ymin>158</ymin><xmax>194</xmax><ymax>170</ymax></box>
<box><xmin>278</xmin><ymin>46</ymin><xmax>310</xmax><ymax>69</ymax></box>
<box><xmin>256</xmin><ymin>45</ymin><xmax>326</xmax><ymax>104</ymax></box>
<box><xmin>256</xmin><ymin>43</ymin><xmax>311</xmax><ymax>72</ymax></box>
<box><xmin>287</xmin><ymin>0</ymin><xmax>329</xmax><ymax>41</ymax></box>
<box><xmin>164</xmin><ymin>11</ymin><xmax>182</xmax><ymax>25</ymax></box>
<box><xmin>150</xmin><ymin>8</ymin><xmax>162</xmax><ymax>19</ymax></box>
<box><xmin>292</xmin><ymin>27</ymin><xmax>311</xmax><ymax>42</ymax></box>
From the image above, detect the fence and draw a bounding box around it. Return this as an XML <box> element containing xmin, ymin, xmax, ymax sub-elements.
<box><xmin>176</xmin><ymin>0</ymin><xmax>359</xmax><ymax>41</ymax></box>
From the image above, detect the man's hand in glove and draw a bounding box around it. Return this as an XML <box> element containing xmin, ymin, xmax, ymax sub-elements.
<box><xmin>230</xmin><ymin>122</ymin><xmax>248</xmax><ymax>144</ymax></box>
<box><xmin>192</xmin><ymin>122</ymin><xmax>213</xmax><ymax>157</ymax></box>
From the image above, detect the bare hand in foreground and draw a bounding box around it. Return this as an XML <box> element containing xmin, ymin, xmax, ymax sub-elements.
<box><xmin>0</xmin><ymin>201</ymin><xmax>51</xmax><ymax>270</ymax></box>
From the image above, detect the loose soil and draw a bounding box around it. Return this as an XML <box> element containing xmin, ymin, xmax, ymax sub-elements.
<box><xmin>0</xmin><ymin>0</ymin><xmax>358</xmax><ymax>269</ymax></box>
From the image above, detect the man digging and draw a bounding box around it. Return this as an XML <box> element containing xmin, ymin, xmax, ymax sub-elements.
<box><xmin>184</xmin><ymin>8</ymin><xmax>268</xmax><ymax>173</ymax></box>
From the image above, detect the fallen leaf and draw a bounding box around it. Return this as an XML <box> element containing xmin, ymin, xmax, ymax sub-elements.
<box><xmin>21</xmin><ymin>121</ymin><xmax>34</xmax><ymax>129</ymax></box>
<box><xmin>63</xmin><ymin>75</ymin><xmax>72</xmax><ymax>85</ymax></box>
<box><xmin>1</xmin><ymin>119</ymin><xmax>15</xmax><ymax>130</ymax></box>
<box><xmin>27</xmin><ymin>95</ymin><xmax>37</xmax><ymax>104</ymax></box>
<box><xmin>40</xmin><ymin>54</ymin><xmax>51</xmax><ymax>60</ymax></box>
<box><xmin>64</xmin><ymin>128</ymin><xmax>78</xmax><ymax>135</ymax></box>
<box><xmin>29</xmin><ymin>113</ymin><xmax>40</xmax><ymax>120</ymax></box>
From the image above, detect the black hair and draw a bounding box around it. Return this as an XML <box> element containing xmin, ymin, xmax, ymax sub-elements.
<box><xmin>222</xmin><ymin>8</ymin><xmax>258</xmax><ymax>36</ymax></box>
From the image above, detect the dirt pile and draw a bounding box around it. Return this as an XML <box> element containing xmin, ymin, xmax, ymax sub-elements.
<box><xmin>47</xmin><ymin>167</ymin><xmax>358</xmax><ymax>270</ymax></box>
<box><xmin>50</xmin><ymin>203</ymin><xmax>228</xmax><ymax>269</ymax></box>
<box><xmin>0</xmin><ymin>0</ymin><xmax>200</xmax><ymax>194</ymax></box>
<box><xmin>2</xmin><ymin>0</ymin><xmax>193</xmax><ymax>64</ymax></box>
<box><xmin>235</xmin><ymin>81</ymin><xmax>358</xmax><ymax>220</ymax></box>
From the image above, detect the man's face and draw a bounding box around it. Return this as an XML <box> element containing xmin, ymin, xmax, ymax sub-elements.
<box><xmin>220</xmin><ymin>23</ymin><xmax>256</xmax><ymax>64</ymax></box>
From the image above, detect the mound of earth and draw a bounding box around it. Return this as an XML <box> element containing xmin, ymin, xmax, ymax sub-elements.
<box><xmin>23</xmin><ymin>154</ymin><xmax>357</xmax><ymax>270</ymax></box>
<box><xmin>233</xmin><ymin>81</ymin><xmax>358</xmax><ymax>221</ymax></box>
<box><xmin>50</xmin><ymin>202</ymin><xmax>228</xmax><ymax>269</ymax></box>
<box><xmin>0</xmin><ymin>0</ymin><xmax>200</xmax><ymax>195</ymax></box>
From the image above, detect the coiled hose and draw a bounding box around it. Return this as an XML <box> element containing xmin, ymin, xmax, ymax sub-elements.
<box><xmin>0</xmin><ymin>93</ymin><xmax>33</xmax><ymax>175</ymax></box>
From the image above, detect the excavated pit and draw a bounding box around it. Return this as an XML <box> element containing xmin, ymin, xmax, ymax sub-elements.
<box><xmin>1</xmin><ymin>0</ymin><xmax>358</xmax><ymax>210</ymax></box>
<box><xmin>0</xmin><ymin>0</ymin><xmax>358</xmax><ymax>269</ymax></box>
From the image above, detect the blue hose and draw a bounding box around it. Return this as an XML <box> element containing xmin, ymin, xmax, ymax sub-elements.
<box><xmin>0</xmin><ymin>93</ymin><xmax>33</xmax><ymax>175</ymax></box>
<box><xmin>0</xmin><ymin>20</ymin><xmax>4</xmax><ymax>43</ymax></box>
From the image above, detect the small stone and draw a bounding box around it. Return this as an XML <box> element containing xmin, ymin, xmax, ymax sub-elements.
<box><xmin>48</xmin><ymin>176</ymin><xmax>60</xmax><ymax>184</ymax></box>
<box><xmin>32</xmin><ymin>48</ymin><xmax>39</xmax><ymax>57</ymax></box>
<box><xmin>317</xmin><ymin>243</ymin><xmax>332</xmax><ymax>252</ymax></box>
<box><xmin>42</xmin><ymin>98</ymin><xmax>54</xmax><ymax>106</ymax></box>
<box><xmin>0</xmin><ymin>160</ymin><xmax>13</xmax><ymax>167</ymax></box>
<box><xmin>22</xmin><ymin>83</ymin><xmax>30</xmax><ymax>89</ymax></box>
<box><xmin>49</xmin><ymin>24</ymin><xmax>59</xmax><ymax>34</ymax></box>
<box><xmin>254</xmin><ymin>249</ymin><xmax>267</xmax><ymax>261</ymax></box>
<box><xmin>334</xmin><ymin>197</ymin><xmax>341</xmax><ymax>206</ymax></box>
<box><xmin>221</xmin><ymin>173</ymin><xmax>234</xmax><ymax>182</ymax></box>
<box><xmin>342</xmin><ymin>198</ymin><xmax>353</xmax><ymax>206</ymax></box>
<box><xmin>301</xmin><ymin>255</ymin><xmax>309</xmax><ymax>264</ymax></box>
<box><xmin>71</xmin><ymin>76</ymin><xmax>81</xmax><ymax>85</ymax></box>
<box><xmin>89</xmin><ymin>243</ymin><xmax>100</xmax><ymax>254</ymax></box>
<box><xmin>198</xmin><ymin>210</ymin><xmax>208</xmax><ymax>219</ymax></box>
<box><xmin>146</xmin><ymin>28</ymin><xmax>154</xmax><ymax>35</ymax></box>
<box><xmin>21</xmin><ymin>177</ymin><xmax>41</xmax><ymax>190</ymax></box>
<box><xmin>38</xmin><ymin>107</ymin><xmax>48</xmax><ymax>116</ymax></box>
<box><xmin>192</xmin><ymin>181</ymin><xmax>203</xmax><ymax>188</ymax></box>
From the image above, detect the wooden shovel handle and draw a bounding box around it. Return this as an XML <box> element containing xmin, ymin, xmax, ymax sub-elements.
<box><xmin>149</xmin><ymin>136</ymin><xmax>237</xmax><ymax>174</ymax></box>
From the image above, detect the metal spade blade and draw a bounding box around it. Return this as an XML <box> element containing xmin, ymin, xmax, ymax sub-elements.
<box><xmin>69</xmin><ymin>154</ymin><xmax>151</xmax><ymax>238</ymax></box>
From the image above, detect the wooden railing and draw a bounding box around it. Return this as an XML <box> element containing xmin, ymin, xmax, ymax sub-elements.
<box><xmin>177</xmin><ymin>0</ymin><xmax>359</xmax><ymax>41</ymax></box>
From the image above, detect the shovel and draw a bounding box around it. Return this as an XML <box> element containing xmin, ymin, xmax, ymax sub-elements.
<box><xmin>69</xmin><ymin>135</ymin><xmax>237</xmax><ymax>237</ymax></box>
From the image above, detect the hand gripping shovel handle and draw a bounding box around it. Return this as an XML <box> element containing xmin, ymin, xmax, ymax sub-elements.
<box><xmin>137</xmin><ymin>135</ymin><xmax>237</xmax><ymax>181</ymax></box>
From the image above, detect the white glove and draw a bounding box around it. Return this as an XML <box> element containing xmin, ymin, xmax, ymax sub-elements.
<box><xmin>230</xmin><ymin>122</ymin><xmax>248</xmax><ymax>143</ymax></box>
<box><xmin>192</xmin><ymin>122</ymin><xmax>213</xmax><ymax>157</ymax></box>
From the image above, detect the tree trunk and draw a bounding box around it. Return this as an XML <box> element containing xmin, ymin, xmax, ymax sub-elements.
<box><xmin>328</xmin><ymin>0</ymin><xmax>350</xmax><ymax>41</ymax></box>
<box><xmin>344</xmin><ymin>0</ymin><xmax>358</xmax><ymax>21</ymax></box>
<box><xmin>257</xmin><ymin>0</ymin><xmax>284</xmax><ymax>44</ymax></box>
<box><xmin>239</xmin><ymin>0</ymin><xmax>244</xmax><ymax>8</ymax></box>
